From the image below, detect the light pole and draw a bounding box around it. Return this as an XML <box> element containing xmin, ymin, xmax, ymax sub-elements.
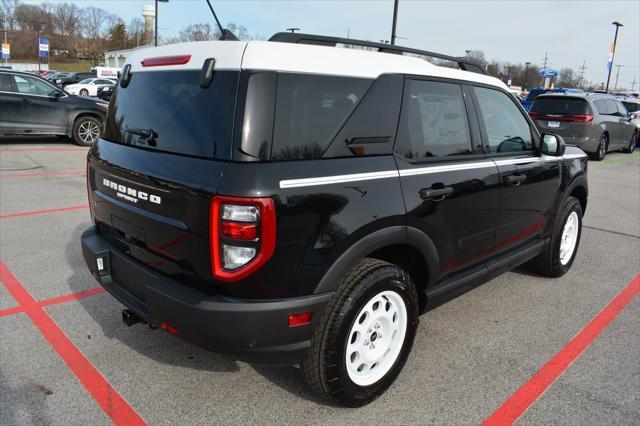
<box><xmin>605</xmin><ymin>21</ymin><xmax>623</xmax><ymax>93</ymax></box>
<box><xmin>523</xmin><ymin>62</ymin><xmax>530</xmax><ymax>91</ymax></box>
<box><xmin>155</xmin><ymin>0</ymin><xmax>169</xmax><ymax>47</ymax></box>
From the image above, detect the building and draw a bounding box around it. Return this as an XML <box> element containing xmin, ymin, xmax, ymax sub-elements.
<box><xmin>104</xmin><ymin>46</ymin><xmax>148</xmax><ymax>69</ymax></box>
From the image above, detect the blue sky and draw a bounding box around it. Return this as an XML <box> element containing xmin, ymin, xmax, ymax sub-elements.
<box><xmin>24</xmin><ymin>0</ymin><xmax>640</xmax><ymax>88</ymax></box>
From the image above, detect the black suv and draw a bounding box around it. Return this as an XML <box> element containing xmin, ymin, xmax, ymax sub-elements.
<box><xmin>54</xmin><ymin>71</ymin><xmax>97</xmax><ymax>87</ymax></box>
<box><xmin>80</xmin><ymin>34</ymin><xmax>588</xmax><ymax>406</ymax></box>
<box><xmin>0</xmin><ymin>70</ymin><xmax>107</xmax><ymax>145</ymax></box>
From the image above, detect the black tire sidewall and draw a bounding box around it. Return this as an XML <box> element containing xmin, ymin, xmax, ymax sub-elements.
<box><xmin>72</xmin><ymin>117</ymin><xmax>101</xmax><ymax>146</ymax></box>
<box><xmin>80</xmin><ymin>89</ymin><xmax>88</xmax><ymax>96</ymax></box>
<box><xmin>549</xmin><ymin>197</ymin><xmax>582</xmax><ymax>276</ymax></box>
<box><xmin>323</xmin><ymin>267</ymin><xmax>418</xmax><ymax>407</ymax></box>
<box><xmin>597</xmin><ymin>135</ymin><xmax>608</xmax><ymax>161</ymax></box>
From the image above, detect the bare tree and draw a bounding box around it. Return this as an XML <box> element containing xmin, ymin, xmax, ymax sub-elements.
<box><xmin>179</xmin><ymin>23</ymin><xmax>215</xmax><ymax>42</ymax></box>
<box><xmin>54</xmin><ymin>2</ymin><xmax>81</xmax><ymax>37</ymax></box>
<box><xmin>127</xmin><ymin>17</ymin><xmax>144</xmax><ymax>47</ymax></box>
<box><xmin>558</xmin><ymin>68</ymin><xmax>578</xmax><ymax>87</ymax></box>
<box><xmin>82</xmin><ymin>6</ymin><xmax>107</xmax><ymax>40</ymax></box>
<box><xmin>1</xmin><ymin>0</ymin><xmax>20</xmax><ymax>31</ymax></box>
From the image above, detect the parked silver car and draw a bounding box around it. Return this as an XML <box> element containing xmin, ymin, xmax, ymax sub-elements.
<box><xmin>529</xmin><ymin>93</ymin><xmax>637</xmax><ymax>160</ymax></box>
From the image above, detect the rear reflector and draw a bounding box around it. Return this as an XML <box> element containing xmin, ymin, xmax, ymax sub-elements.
<box><xmin>160</xmin><ymin>322</ymin><xmax>178</xmax><ymax>335</ymax></box>
<box><xmin>141</xmin><ymin>55</ymin><xmax>192</xmax><ymax>67</ymax></box>
<box><xmin>288</xmin><ymin>312</ymin><xmax>313</xmax><ymax>327</ymax></box>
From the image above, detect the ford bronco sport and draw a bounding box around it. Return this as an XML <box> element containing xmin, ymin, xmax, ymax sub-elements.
<box><xmin>81</xmin><ymin>33</ymin><xmax>588</xmax><ymax>406</ymax></box>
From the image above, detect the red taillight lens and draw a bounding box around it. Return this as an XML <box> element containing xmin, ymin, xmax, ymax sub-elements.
<box><xmin>221</xmin><ymin>221</ymin><xmax>258</xmax><ymax>240</ymax></box>
<box><xmin>529</xmin><ymin>112</ymin><xmax>593</xmax><ymax>123</ymax></box>
<box><xmin>210</xmin><ymin>196</ymin><xmax>276</xmax><ymax>282</ymax></box>
<box><xmin>141</xmin><ymin>55</ymin><xmax>191</xmax><ymax>67</ymax></box>
<box><xmin>288</xmin><ymin>312</ymin><xmax>313</xmax><ymax>327</ymax></box>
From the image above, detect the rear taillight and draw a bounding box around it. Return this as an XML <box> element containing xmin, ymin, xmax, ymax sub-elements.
<box><xmin>210</xmin><ymin>196</ymin><xmax>276</xmax><ymax>282</ymax></box>
<box><xmin>529</xmin><ymin>112</ymin><xmax>593</xmax><ymax>123</ymax></box>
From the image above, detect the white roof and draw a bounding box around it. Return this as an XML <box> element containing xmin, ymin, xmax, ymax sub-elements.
<box><xmin>125</xmin><ymin>40</ymin><xmax>507</xmax><ymax>90</ymax></box>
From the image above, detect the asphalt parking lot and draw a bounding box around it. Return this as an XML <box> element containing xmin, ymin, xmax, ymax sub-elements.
<box><xmin>1</xmin><ymin>137</ymin><xmax>638</xmax><ymax>425</ymax></box>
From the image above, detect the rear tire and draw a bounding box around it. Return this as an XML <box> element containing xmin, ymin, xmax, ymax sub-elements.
<box><xmin>530</xmin><ymin>196</ymin><xmax>582</xmax><ymax>277</ymax></box>
<box><xmin>301</xmin><ymin>258</ymin><xmax>419</xmax><ymax>407</ymax></box>
<box><xmin>590</xmin><ymin>134</ymin><xmax>608</xmax><ymax>161</ymax></box>
<box><xmin>623</xmin><ymin>131</ymin><xmax>637</xmax><ymax>153</ymax></box>
<box><xmin>72</xmin><ymin>116</ymin><xmax>102</xmax><ymax>146</ymax></box>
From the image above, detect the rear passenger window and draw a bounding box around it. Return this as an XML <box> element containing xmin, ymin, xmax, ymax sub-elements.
<box><xmin>396</xmin><ymin>80</ymin><xmax>472</xmax><ymax>159</ymax></box>
<box><xmin>271</xmin><ymin>74</ymin><xmax>371</xmax><ymax>161</ymax></box>
<box><xmin>593</xmin><ymin>99</ymin><xmax>617</xmax><ymax>115</ymax></box>
<box><xmin>474</xmin><ymin>87</ymin><xmax>533</xmax><ymax>153</ymax></box>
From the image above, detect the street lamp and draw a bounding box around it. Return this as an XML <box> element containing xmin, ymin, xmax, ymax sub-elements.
<box><xmin>155</xmin><ymin>0</ymin><xmax>169</xmax><ymax>47</ymax></box>
<box><xmin>523</xmin><ymin>62</ymin><xmax>531</xmax><ymax>91</ymax></box>
<box><xmin>605</xmin><ymin>21</ymin><xmax>623</xmax><ymax>93</ymax></box>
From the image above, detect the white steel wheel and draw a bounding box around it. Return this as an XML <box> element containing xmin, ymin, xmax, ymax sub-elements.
<box><xmin>345</xmin><ymin>290</ymin><xmax>408</xmax><ymax>386</ymax></box>
<box><xmin>559</xmin><ymin>211</ymin><xmax>579</xmax><ymax>265</ymax></box>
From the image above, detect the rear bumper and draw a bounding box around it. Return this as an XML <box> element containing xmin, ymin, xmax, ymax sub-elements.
<box><xmin>81</xmin><ymin>226</ymin><xmax>332</xmax><ymax>365</ymax></box>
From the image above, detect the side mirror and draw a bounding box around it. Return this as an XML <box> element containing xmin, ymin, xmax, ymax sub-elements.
<box><xmin>540</xmin><ymin>133</ymin><xmax>566</xmax><ymax>156</ymax></box>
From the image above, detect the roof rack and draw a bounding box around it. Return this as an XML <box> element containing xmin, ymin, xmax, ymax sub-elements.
<box><xmin>268</xmin><ymin>32</ymin><xmax>486</xmax><ymax>75</ymax></box>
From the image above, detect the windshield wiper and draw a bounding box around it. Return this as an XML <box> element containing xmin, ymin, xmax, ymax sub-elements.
<box><xmin>126</xmin><ymin>127</ymin><xmax>158</xmax><ymax>146</ymax></box>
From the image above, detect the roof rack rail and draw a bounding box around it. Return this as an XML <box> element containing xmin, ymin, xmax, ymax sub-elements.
<box><xmin>268</xmin><ymin>32</ymin><xmax>486</xmax><ymax>75</ymax></box>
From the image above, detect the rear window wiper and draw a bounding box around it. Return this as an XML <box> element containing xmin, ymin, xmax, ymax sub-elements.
<box><xmin>126</xmin><ymin>127</ymin><xmax>158</xmax><ymax>146</ymax></box>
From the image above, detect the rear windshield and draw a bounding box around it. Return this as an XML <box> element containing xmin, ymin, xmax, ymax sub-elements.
<box><xmin>622</xmin><ymin>101</ymin><xmax>639</xmax><ymax>113</ymax></box>
<box><xmin>531</xmin><ymin>97</ymin><xmax>591</xmax><ymax>115</ymax></box>
<box><xmin>103</xmin><ymin>70</ymin><xmax>238</xmax><ymax>158</ymax></box>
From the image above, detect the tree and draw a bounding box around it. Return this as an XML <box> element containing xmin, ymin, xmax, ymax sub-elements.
<box><xmin>558</xmin><ymin>68</ymin><xmax>578</xmax><ymax>87</ymax></box>
<box><xmin>82</xmin><ymin>6</ymin><xmax>108</xmax><ymax>40</ymax></box>
<box><xmin>54</xmin><ymin>2</ymin><xmax>81</xmax><ymax>37</ymax></box>
<box><xmin>126</xmin><ymin>17</ymin><xmax>144</xmax><ymax>47</ymax></box>
<box><xmin>179</xmin><ymin>23</ymin><xmax>215</xmax><ymax>42</ymax></box>
<box><xmin>466</xmin><ymin>49</ymin><xmax>487</xmax><ymax>69</ymax></box>
<box><xmin>0</xmin><ymin>0</ymin><xmax>20</xmax><ymax>31</ymax></box>
<box><xmin>106</xmin><ymin>17</ymin><xmax>126</xmax><ymax>51</ymax></box>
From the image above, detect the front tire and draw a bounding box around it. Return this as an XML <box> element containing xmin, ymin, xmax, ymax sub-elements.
<box><xmin>79</xmin><ymin>89</ymin><xmax>89</xmax><ymax>96</ymax></box>
<box><xmin>301</xmin><ymin>258</ymin><xmax>418</xmax><ymax>407</ymax></box>
<box><xmin>531</xmin><ymin>196</ymin><xmax>582</xmax><ymax>277</ymax></box>
<box><xmin>72</xmin><ymin>116</ymin><xmax>102</xmax><ymax>146</ymax></box>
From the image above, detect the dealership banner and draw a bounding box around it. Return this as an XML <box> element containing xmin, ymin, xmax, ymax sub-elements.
<box><xmin>39</xmin><ymin>37</ymin><xmax>49</xmax><ymax>57</ymax></box>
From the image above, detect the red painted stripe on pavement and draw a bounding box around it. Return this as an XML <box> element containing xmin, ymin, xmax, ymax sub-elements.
<box><xmin>482</xmin><ymin>273</ymin><xmax>640</xmax><ymax>426</ymax></box>
<box><xmin>0</xmin><ymin>306</ymin><xmax>23</xmax><ymax>318</ymax></box>
<box><xmin>0</xmin><ymin>204</ymin><xmax>88</xmax><ymax>219</ymax></box>
<box><xmin>0</xmin><ymin>260</ymin><xmax>145</xmax><ymax>426</ymax></box>
<box><xmin>0</xmin><ymin>288</ymin><xmax>106</xmax><ymax>318</ymax></box>
<box><xmin>0</xmin><ymin>171</ymin><xmax>85</xmax><ymax>179</ymax></box>
<box><xmin>39</xmin><ymin>287</ymin><xmax>106</xmax><ymax>308</ymax></box>
<box><xmin>0</xmin><ymin>148</ymin><xmax>88</xmax><ymax>152</ymax></box>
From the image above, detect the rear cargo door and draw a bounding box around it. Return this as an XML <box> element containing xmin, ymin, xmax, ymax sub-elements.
<box><xmin>89</xmin><ymin>63</ymin><xmax>241</xmax><ymax>286</ymax></box>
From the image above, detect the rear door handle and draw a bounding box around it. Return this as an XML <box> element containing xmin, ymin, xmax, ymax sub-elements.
<box><xmin>420</xmin><ymin>186</ymin><xmax>453</xmax><ymax>201</ymax></box>
<box><xmin>18</xmin><ymin>98</ymin><xmax>31</xmax><ymax>104</ymax></box>
<box><xmin>505</xmin><ymin>174</ymin><xmax>527</xmax><ymax>186</ymax></box>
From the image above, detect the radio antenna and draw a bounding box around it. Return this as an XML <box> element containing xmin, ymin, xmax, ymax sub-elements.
<box><xmin>204</xmin><ymin>0</ymin><xmax>237</xmax><ymax>40</ymax></box>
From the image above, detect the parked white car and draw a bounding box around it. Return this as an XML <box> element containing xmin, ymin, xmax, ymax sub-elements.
<box><xmin>65</xmin><ymin>78</ymin><xmax>117</xmax><ymax>96</ymax></box>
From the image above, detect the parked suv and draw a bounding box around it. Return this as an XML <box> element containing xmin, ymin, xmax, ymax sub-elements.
<box><xmin>529</xmin><ymin>93</ymin><xmax>637</xmax><ymax>159</ymax></box>
<box><xmin>81</xmin><ymin>34</ymin><xmax>588</xmax><ymax>406</ymax></box>
<box><xmin>0</xmin><ymin>70</ymin><xmax>107</xmax><ymax>145</ymax></box>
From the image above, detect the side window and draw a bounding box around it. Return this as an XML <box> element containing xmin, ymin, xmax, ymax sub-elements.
<box><xmin>396</xmin><ymin>80</ymin><xmax>472</xmax><ymax>159</ymax></box>
<box><xmin>271</xmin><ymin>73</ymin><xmax>371</xmax><ymax>161</ymax></box>
<box><xmin>593</xmin><ymin>100</ymin><xmax>607</xmax><ymax>114</ymax></box>
<box><xmin>14</xmin><ymin>75</ymin><xmax>56</xmax><ymax>96</ymax></box>
<box><xmin>0</xmin><ymin>73</ymin><xmax>18</xmax><ymax>93</ymax></box>
<box><xmin>473</xmin><ymin>86</ymin><xmax>533</xmax><ymax>153</ymax></box>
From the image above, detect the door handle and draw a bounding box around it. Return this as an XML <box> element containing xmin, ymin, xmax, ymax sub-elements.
<box><xmin>505</xmin><ymin>174</ymin><xmax>527</xmax><ymax>186</ymax></box>
<box><xmin>18</xmin><ymin>98</ymin><xmax>31</xmax><ymax>104</ymax></box>
<box><xmin>420</xmin><ymin>186</ymin><xmax>453</xmax><ymax>201</ymax></box>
